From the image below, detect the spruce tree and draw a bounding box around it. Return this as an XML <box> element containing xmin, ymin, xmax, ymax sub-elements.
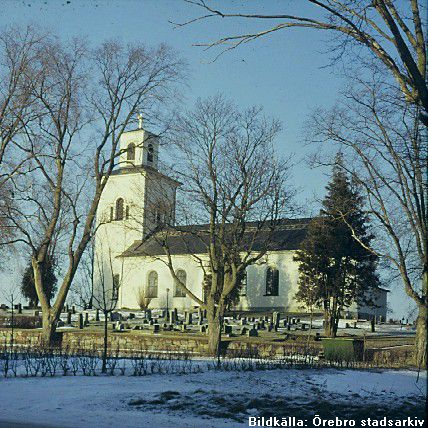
<box><xmin>295</xmin><ymin>158</ymin><xmax>379</xmax><ymax>337</ymax></box>
<box><xmin>21</xmin><ymin>257</ymin><xmax>58</xmax><ymax>308</ymax></box>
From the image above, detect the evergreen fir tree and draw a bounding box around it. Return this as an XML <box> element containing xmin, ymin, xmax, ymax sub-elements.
<box><xmin>21</xmin><ymin>257</ymin><xmax>57</xmax><ymax>308</ymax></box>
<box><xmin>294</xmin><ymin>157</ymin><xmax>379</xmax><ymax>337</ymax></box>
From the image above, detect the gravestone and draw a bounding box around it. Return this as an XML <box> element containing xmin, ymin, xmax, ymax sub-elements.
<box><xmin>78</xmin><ymin>313</ymin><xmax>84</xmax><ymax>329</ymax></box>
<box><xmin>268</xmin><ymin>323</ymin><xmax>274</xmax><ymax>332</ymax></box>
<box><xmin>170</xmin><ymin>310</ymin><xmax>176</xmax><ymax>323</ymax></box>
<box><xmin>247</xmin><ymin>328</ymin><xmax>258</xmax><ymax>337</ymax></box>
<box><xmin>95</xmin><ymin>309</ymin><xmax>100</xmax><ymax>322</ymax></box>
<box><xmin>115</xmin><ymin>322</ymin><xmax>125</xmax><ymax>332</ymax></box>
<box><xmin>18</xmin><ymin>303</ymin><xmax>22</xmax><ymax>314</ymax></box>
<box><xmin>240</xmin><ymin>318</ymin><xmax>247</xmax><ymax>325</ymax></box>
<box><xmin>273</xmin><ymin>312</ymin><xmax>280</xmax><ymax>328</ymax></box>
<box><xmin>353</xmin><ymin>322</ymin><xmax>357</xmax><ymax>329</ymax></box>
<box><xmin>224</xmin><ymin>325</ymin><xmax>232</xmax><ymax>334</ymax></box>
<box><xmin>314</xmin><ymin>332</ymin><xmax>321</xmax><ymax>341</ymax></box>
<box><xmin>129</xmin><ymin>313</ymin><xmax>136</xmax><ymax>319</ymax></box>
<box><xmin>301</xmin><ymin>323</ymin><xmax>306</xmax><ymax>330</ymax></box>
<box><xmin>149</xmin><ymin>319</ymin><xmax>155</xmax><ymax>325</ymax></box>
<box><xmin>260</xmin><ymin>320</ymin><xmax>265</xmax><ymax>329</ymax></box>
<box><xmin>57</xmin><ymin>320</ymin><xmax>65</xmax><ymax>327</ymax></box>
<box><xmin>84</xmin><ymin>312</ymin><xmax>89</xmax><ymax>326</ymax></box>
<box><xmin>72</xmin><ymin>305</ymin><xmax>76</xmax><ymax>314</ymax></box>
<box><xmin>200</xmin><ymin>325</ymin><xmax>206</xmax><ymax>334</ymax></box>
<box><xmin>174</xmin><ymin>308</ymin><xmax>178</xmax><ymax>320</ymax></box>
<box><xmin>145</xmin><ymin>309</ymin><xmax>152</xmax><ymax>320</ymax></box>
<box><xmin>240</xmin><ymin>327</ymin><xmax>248</xmax><ymax>335</ymax></box>
<box><xmin>371</xmin><ymin>317</ymin><xmax>375</xmax><ymax>332</ymax></box>
<box><xmin>66</xmin><ymin>311</ymin><xmax>72</xmax><ymax>325</ymax></box>
<box><xmin>65</xmin><ymin>304</ymin><xmax>69</xmax><ymax>313</ymax></box>
<box><xmin>185</xmin><ymin>312</ymin><xmax>192</xmax><ymax>325</ymax></box>
<box><xmin>153</xmin><ymin>324</ymin><xmax>160</xmax><ymax>333</ymax></box>
<box><xmin>181</xmin><ymin>323</ymin><xmax>187</xmax><ymax>332</ymax></box>
<box><xmin>198</xmin><ymin>308</ymin><xmax>203</xmax><ymax>324</ymax></box>
<box><xmin>111</xmin><ymin>312</ymin><xmax>122</xmax><ymax>322</ymax></box>
<box><xmin>287</xmin><ymin>324</ymin><xmax>291</xmax><ymax>331</ymax></box>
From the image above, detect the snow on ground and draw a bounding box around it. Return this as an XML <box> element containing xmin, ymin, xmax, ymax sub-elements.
<box><xmin>0</xmin><ymin>368</ymin><xmax>425</xmax><ymax>428</ymax></box>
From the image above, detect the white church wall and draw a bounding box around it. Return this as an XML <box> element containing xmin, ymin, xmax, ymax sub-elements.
<box><xmin>119</xmin><ymin>254</ymin><xmax>205</xmax><ymax>310</ymax></box>
<box><xmin>235</xmin><ymin>251</ymin><xmax>302</xmax><ymax>312</ymax></box>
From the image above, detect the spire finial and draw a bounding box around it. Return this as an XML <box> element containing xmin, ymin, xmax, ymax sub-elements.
<box><xmin>137</xmin><ymin>112</ymin><xmax>143</xmax><ymax>129</ymax></box>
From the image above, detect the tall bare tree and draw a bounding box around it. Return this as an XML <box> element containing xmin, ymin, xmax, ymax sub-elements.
<box><xmin>92</xmin><ymin>245</ymin><xmax>120</xmax><ymax>374</ymax></box>
<box><xmin>2</xmin><ymin>35</ymin><xmax>184</xmax><ymax>345</ymax></box>
<box><xmin>179</xmin><ymin>0</ymin><xmax>427</xmax><ymax>125</ymax></box>
<box><xmin>143</xmin><ymin>95</ymin><xmax>294</xmax><ymax>355</ymax></box>
<box><xmin>0</xmin><ymin>25</ymin><xmax>45</xmax><ymax>169</ymax></box>
<box><xmin>308</xmin><ymin>69</ymin><xmax>427</xmax><ymax>366</ymax></box>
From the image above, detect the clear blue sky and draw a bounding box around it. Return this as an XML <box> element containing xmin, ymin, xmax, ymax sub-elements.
<box><xmin>0</xmin><ymin>0</ymin><xmax>414</xmax><ymax>319</ymax></box>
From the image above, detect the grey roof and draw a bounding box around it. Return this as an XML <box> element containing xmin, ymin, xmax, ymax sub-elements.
<box><xmin>120</xmin><ymin>218</ymin><xmax>312</xmax><ymax>258</ymax></box>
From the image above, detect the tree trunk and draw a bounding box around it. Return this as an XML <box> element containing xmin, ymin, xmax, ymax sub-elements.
<box><xmin>324</xmin><ymin>311</ymin><xmax>338</xmax><ymax>338</ymax></box>
<box><xmin>102</xmin><ymin>312</ymin><xmax>108</xmax><ymax>374</ymax></box>
<box><xmin>41</xmin><ymin>310</ymin><xmax>58</xmax><ymax>348</ymax></box>
<box><xmin>207</xmin><ymin>308</ymin><xmax>222</xmax><ymax>357</ymax></box>
<box><xmin>415</xmin><ymin>303</ymin><xmax>427</xmax><ymax>369</ymax></box>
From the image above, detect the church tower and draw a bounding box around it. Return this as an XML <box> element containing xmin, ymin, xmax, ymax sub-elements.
<box><xmin>93</xmin><ymin>121</ymin><xmax>180</xmax><ymax>306</ymax></box>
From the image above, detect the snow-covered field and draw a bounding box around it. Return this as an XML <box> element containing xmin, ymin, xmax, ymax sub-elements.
<box><xmin>0</xmin><ymin>368</ymin><xmax>425</xmax><ymax>428</ymax></box>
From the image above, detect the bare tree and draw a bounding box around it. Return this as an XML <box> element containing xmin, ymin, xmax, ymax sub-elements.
<box><xmin>178</xmin><ymin>0</ymin><xmax>427</xmax><ymax>125</ymax></box>
<box><xmin>136</xmin><ymin>286</ymin><xmax>152</xmax><ymax>311</ymax></box>
<box><xmin>1</xmin><ymin>35</ymin><xmax>184</xmax><ymax>345</ymax></box>
<box><xmin>145</xmin><ymin>95</ymin><xmax>294</xmax><ymax>355</ymax></box>
<box><xmin>0</xmin><ymin>25</ymin><xmax>45</xmax><ymax>169</ymax></box>
<box><xmin>308</xmin><ymin>68</ymin><xmax>427</xmax><ymax>366</ymax></box>
<box><xmin>92</xmin><ymin>246</ymin><xmax>120</xmax><ymax>374</ymax></box>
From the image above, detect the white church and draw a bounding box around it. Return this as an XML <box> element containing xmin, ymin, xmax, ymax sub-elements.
<box><xmin>94</xmin><ymin>125</ymin><xmax>388</xmax><ymax>320</ymax></box>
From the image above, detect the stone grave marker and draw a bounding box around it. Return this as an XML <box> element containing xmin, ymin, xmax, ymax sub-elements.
<box><xmin>247</xmin><ymin>328</ymin><xmax>258</xmax><ymax>337</ymax></box>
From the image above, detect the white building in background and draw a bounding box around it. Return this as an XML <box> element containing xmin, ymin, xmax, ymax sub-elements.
<box><xmin>94</xmin><ymin>126</ymin><xmax>388</xmax><ymax>320</ymax></box>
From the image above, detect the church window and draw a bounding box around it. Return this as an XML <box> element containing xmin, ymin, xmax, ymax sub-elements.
<box><xmin>174</xmin><ymin>270</ymin><xmax>187</xmax><ymax>297</ymax></box>
<box><xmin>115</xmin><ymin>198</ymin><xmax>124</xmax><ymax>221</ymax></box>
<box><xmin>265</xmin><ymin>267</ymin><xmax>279</xmax><ymax>296</ymax></box>
<box><xmin>127</xmin><ymin>143</ymin><xmax>135</xmax><ymax>161</ymax></box>
<box><xmin>147</xmin><ymin>143</ymin><xmax>154</xmax><ymax>163</ymax></box>
<box><xmin>112</xmin><ymin>274</ymin><xmax>120</xmax><ymax>301</ymax></box>
<box><xmin>125</xmin><ymin>205</ymin><xmax>130</xmax><ymax>220</ymax></box>
<box><xmin>240</xmin><ymin>269</ymin><xmax>247</xmax><ymax>296</ymax></box>
<box><xmin>147</xmin><ymin>271</ymin><xmax>158</xmax><ymax>298</ymax></box>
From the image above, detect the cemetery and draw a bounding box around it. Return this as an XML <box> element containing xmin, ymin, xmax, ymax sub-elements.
<box><xmin>0</xmin><ymin>305</ymin><xmax>416</xmax><ymax>367</ymax></box>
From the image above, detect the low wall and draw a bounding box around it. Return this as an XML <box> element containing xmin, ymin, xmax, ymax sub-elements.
<box><xmin>0</xmin><ymin>328</ymin><xmax>416</xmax><ymax>366</ymax></box>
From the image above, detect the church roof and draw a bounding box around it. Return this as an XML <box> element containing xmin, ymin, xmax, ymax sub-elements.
<box><xmin>119</xmin><ymin>218</ymin><xmax>312</xmax><ymax>258</ymax></box>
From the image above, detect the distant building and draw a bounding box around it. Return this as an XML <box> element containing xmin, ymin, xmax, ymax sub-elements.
<box><xmin>94</xmin><ymin>126</ymin><xmax>387</xmax><ymax>320</ymax></box>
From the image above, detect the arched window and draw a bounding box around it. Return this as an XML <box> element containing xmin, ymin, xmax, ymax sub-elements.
<box><xmin>147</xmin><ymin>143</ymin><xmax>154</xmax><ymax>163</ymax></box>
<box><xmin>240</xmin><ymin>269</ymin><xmax>247</xmax><ymax>296</ymax></box>
<box><xmin>115</xmin><ymin>198</ymin><xmax>124</xmax><ymax>221</ymax></box>
<box><xmin>174</xmin><ymin>270</ymin><xmax>187</xmax><ymax>297</ymax></box>
<box><xmin>112</xmin><ymin>274</ymin><xmax>120</xmax><ymax>301</ymax></box>
<box><xmin>127</xmin><ymin>143</ymin><xmax>135</xmax><ymax>161</ymax></box>
<box><xmin>147</xmin><ymin>271</ymin><xmax>158</xmax><ymax>298</ymax></box>
<box><xmin>265</xmin><ymin>267</ymin><xmax>279</xmax><ymax>296</ymax></box>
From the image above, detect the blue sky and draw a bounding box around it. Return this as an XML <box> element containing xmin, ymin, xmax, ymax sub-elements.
<box><xmin>0</xmin><ymin>0</ymin><xmax>415</xmax><ymax>318</ymax></box>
